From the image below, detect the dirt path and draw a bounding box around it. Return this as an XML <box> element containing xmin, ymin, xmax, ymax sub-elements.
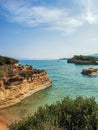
<box><xmin>0</xmin><ymin>115</ymin><xmax>10</xmax><ymax>130</ymax></box>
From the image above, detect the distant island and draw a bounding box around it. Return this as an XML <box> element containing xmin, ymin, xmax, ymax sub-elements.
<box><xmin>59</xmin><ymin>58</ymin><xmax>68</xmax><ymax>60</ymax></box>
<box><xmin>0</xmin><ymin>56</ymin><xmax>52</xmax><ymax>109</ymax></box>
<box><xmin>67</xmin><ymin>55</ymin><xmax>98</xmax><ymax>64</ymax></box>
<box><xmin>91</xmin><ymin>53</ymin><xmax>98</xmax><ymax>58</ymax></box>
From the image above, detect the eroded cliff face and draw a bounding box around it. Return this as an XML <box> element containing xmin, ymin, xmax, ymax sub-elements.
<box><xmin>0</xmin><ymin>64</ymin><xmax>52</xmax><ymax>109</ymax></box>
<box><xmin>81</xmin><ymin>68</ymin><xmax>98</xmax><ymax>76</ymax></box>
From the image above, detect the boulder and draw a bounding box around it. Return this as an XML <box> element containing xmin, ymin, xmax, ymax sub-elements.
<box><xmin>81</xmin><ymin>68</ymin><xmax>98</xmax><ymax>76</ymax></box>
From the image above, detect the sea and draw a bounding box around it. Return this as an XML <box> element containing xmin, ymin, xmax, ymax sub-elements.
<box><xmin>1</xmin><ymin>60</ymin><xmax>98</xmax><ymax>120</ymax></box>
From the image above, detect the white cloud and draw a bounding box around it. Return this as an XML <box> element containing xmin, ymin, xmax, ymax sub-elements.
<box><xmin>76</xmin><ymin>0</ymin><xmax>98</xmax><ymax>24</ymax></box>
<box><xmin>0</xmin><ymin>0</ymin><xmax>98</xmax><ymax>34</ymax></box>
<box><xmin>49</xmin><ymin>16</ymin><xmax>83</xmax><ymax>34</ymax></box>
<box><xmin>90</xmin><ymin>38</ymin><xmax>98</xmax><ymax>41</ymax></box>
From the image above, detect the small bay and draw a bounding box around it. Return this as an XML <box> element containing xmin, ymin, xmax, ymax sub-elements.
<box><xmin>1</xmin><ymin>60</ymin><xmax>98</xmax><ymax>120</ymax></box>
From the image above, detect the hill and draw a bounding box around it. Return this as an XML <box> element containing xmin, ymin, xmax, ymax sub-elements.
<box><xmin>0</xmin><ymin>55</ymin><xmax>18</xmax><ymax>66</ymax></box>
<box><xmin>91</xmin><ymin>53</ymin><xmax>98</xmax><ymax>58</ymax></box>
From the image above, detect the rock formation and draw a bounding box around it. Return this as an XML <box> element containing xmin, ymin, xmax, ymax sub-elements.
<box><xmin>81</xmin><ymin>68</ymin><xmax>98</xmax><ymax>76</ymax></box>
<box><xmin>0</xmin><ymin>56</ymin><xmax>52</xmax><ymax>109</ymax></box>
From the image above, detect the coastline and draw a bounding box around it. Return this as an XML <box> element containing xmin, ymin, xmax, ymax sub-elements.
<box><xmin>0</xmin><ymin>81</ymin><xmax>52</xmax><ymax>130</ymax></box>
<box><xmin>0</xmin><ymin>81</ymin><xmax>52</xmax><ymax>109</ymax></box>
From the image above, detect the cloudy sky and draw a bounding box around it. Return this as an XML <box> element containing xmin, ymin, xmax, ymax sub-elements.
<box><xmin>0</xmin><ymin>0</ymin><xmax>98</xmax><ymax>59</ymax></box>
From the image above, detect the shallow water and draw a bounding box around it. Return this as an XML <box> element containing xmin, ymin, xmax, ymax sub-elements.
<box><xmin>1</xmin><ymin>60</ymin><xmax>98</xmax><ymax>120</ymax></box>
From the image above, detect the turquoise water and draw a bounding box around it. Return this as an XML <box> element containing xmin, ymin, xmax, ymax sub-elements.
<box><xmin>1</xmin><ymin>60</ymin><xmax>98</xmax><ymax>120</ymax></box>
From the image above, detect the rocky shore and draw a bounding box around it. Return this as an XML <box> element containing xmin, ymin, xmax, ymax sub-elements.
<box><xmin>81</xmin><ymin>68</ymin><xmax>98</xmax><ymax>76</ymax></box>
<box><xmin>0</xmin><ymin>56</ymin><xmax>52</xmax><ymax>109</ymax></box>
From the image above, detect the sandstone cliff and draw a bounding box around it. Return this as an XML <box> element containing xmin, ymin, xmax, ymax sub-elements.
<box><xmin>0</xmin><ymin>62</ymin><xmax>52</xmax><ymax>109</ymax></box>
<box><xmin>81</xmin><ymin>68</ymin><xmax>98</xmax><ymax>76</ymax></box>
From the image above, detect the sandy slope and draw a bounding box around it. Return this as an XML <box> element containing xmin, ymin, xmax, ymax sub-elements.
<box><xmin>0</xmin><ymin>116</ymin><xmax>9</xmax><ymax>130</ymax></box>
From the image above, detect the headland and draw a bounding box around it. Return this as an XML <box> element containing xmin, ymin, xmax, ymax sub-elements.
<box><xmin>0</xmin><ymin>56</ymin><xmax>52</xmax><ymax>109</ymax></box>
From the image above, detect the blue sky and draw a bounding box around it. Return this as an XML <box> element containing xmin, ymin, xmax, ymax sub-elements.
<box><xmin>0</xmin><ymin>0</ymin><xmax>98</xmax><ymax>59</ymax></box>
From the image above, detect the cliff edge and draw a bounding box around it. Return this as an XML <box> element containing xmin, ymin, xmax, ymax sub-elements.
<box><xmin>0</xmin><ymin>56</ymin><xmax>52</xmax><ymax>109</ymax></box>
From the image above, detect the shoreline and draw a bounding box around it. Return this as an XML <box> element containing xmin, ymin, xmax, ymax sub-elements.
<box><xmin>0</xmin><ymin>81</ymin><xmax>52</xmax><ymax>109</ymax></box>
<box><xmin>0</xmin><ymin>81</ymin><xmax>52</xmax><ymax>130</ymax></box>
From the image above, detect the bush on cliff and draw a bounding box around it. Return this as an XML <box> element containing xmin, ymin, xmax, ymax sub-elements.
<box><xmin>9</xmin><ymin>96</ymin><xmax>98</xmax><ymax>130</ymax></box>
<box><xmin>0</xmin><ymin>55</ymin><xmax>18</xmax><ymax>66</ymax></box>
<box><xmin>0</xmin><ymin>69</ymin><xmax>5</xmax><ymax>77</ymax></box>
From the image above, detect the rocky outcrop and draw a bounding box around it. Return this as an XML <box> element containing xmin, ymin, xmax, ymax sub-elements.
<box><xmin>81</xmin><ymin>68</ymin><xmax>98</xmax><ymax>76</ymax></box>
<box><xmin>67</xmin><ymin>55</ymin><xmax>98</xmax><ymax>65</ymax></box>
<box><xmin>0</xmin><ymin>63</ymin><xmax>52</xmax><ymax>109</ymax></box>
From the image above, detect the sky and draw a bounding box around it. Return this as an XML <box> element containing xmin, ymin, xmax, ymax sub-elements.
<box><xmin>0</xmin><ymin>0</ymin><xmax>98</xmax><ymax>59</ymax></box>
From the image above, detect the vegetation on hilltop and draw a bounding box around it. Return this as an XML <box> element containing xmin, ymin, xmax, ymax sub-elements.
<box><xmin>0</xmin><ymin>69</ymin><xmax>5</xmax><ymax>77</ymax></box>
<box><xmin>0</xmin><ymin>55</ymin><xmax>47</xmax><ymax>88</ymax></box>
<box><xmin>9</xmin><ymin>96</ymin><xmax>98</xmax><ymax>130</ymax></box>
<box><xmin>0</xmin><ymin>56</ymin><xmax>51</xmax><ymax>109</ymax></box>
<box><xmin>0</xmin><ymin>64</ymin><xmax>47</xmax><ymax>88</ymax></box>
<box><xmin>67</xmin><ymin>55</ymin><xmax>98</xmax><ymax>64</ymax></box>
<box><xmin>0</xmin><ymin>55</ymin><xmax>18</xmax><ymax>66</ymax></box>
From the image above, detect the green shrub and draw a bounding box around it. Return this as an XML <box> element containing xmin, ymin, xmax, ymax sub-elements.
<box><xmin>0</xmin><ymin>55</ymin><xmax>18</xmax><ymax>66</ymax></box>
<box><xmin>9</xmin><ymin>97</ymin><xmax>98</xmax><ymax>130</ymax></box>
<box><xmin>0</xmin><ymin>70</ymin><xmax>4</xmax><ymax>77</ymax></box>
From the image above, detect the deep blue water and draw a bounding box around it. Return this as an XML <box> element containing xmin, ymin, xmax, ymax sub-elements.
<box><xmin>2</xmin><ymin>60</ymin><xmax>98</xmax><ymax>119</ymax></box>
